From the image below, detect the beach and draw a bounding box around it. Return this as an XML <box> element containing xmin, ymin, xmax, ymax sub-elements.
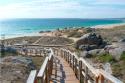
<box><xmin>92</xmin><ymin>23</ymin><xmax>125</xmax><ymax>29</ymax></box>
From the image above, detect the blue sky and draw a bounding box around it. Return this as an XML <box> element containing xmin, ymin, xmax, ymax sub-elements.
<box><xmin>0</xmin><ymin>0</ymin><xmax>125</xmax><ymax>18</ymax></box>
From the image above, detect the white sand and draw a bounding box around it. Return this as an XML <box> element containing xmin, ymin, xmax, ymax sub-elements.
<box><xmin>91</xmin><ymin>23</ymin><xmax>125</xmax><ymax>29</ymax></box>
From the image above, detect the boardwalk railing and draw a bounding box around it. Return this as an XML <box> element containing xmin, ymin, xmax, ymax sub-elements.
<box><xmin>14</xmin><ymin>45</ymin><xmax>123</xmax><ymax>83</ymax></box>
<box><xmin>26</xmin><ymin>48</ymin><xmax>54</xmax><ymax>83</ymax></box>
<box><xmin>60</xmin><ymin>48</ymin><xmax>123</xmax><ymax>83</ymax></box>
<box><xmin>37</xmin><ymin>48</ymin><xmax>53</xmax><ymax>83</ymax></box>
<box><xmin>26</xmin><ymin>70</ymin><xmax>37</xmax><ymax>83</ymax></box>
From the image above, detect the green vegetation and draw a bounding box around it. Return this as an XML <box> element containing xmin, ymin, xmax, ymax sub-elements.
<box><xmin>120</xmin><ymin>51</ymin><xmax>125</xmax><ymax>60</ymax></box>
<box><xmin>31</xmin><ymin>56</ymin><xmax>45</xmax><ymax>69</ymax></box>
<box><xmin>95</xmin><ymin>54</ymin><xmax>114</xmax><ymax>63</ymax></box>
<box><xmin>111</xmin><ymin>60</ymin><xmax>125</xmax><ymax>83</ymax></box>
<box><xmin>64</xmin><ymin>28</ymin><xmax>95</xmax><ymax>38</ymax></box>
<box><xmin>0</xmin><ymin>50</ymin><xmax>17</xmax><ymax>57</ymax></box>
<box><xmin>67</xmin><ymin>31</ymin><xmax>83</xmax><ymax>38</ymax></box>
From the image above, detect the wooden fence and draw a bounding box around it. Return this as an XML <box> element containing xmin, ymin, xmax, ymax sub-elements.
<box><xmin>59</xmin><ymin>48</ymin><xmax>123</xmax><ymax>83</ymax></box>
<box><xmin>14</xmin><ymin>46</ymin><xmax>123</xmax><ymax>83</ymax></box>
<box><xmin>26</xmin><ymin>48</ymin><xmax>54</xmax><ymax>83</ymax></box>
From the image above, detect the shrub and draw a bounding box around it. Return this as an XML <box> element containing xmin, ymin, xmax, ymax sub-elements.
<box><xmin>120</xmin><ymin>51</ymin><xmax>125</xmax><ymax>61</ymax></box>
<box><xmin>95</xmin><ymin>53</ymin><xmax>114</xmax><ymax>63</ymax></box>
<box><xmin>67</xmin><ymin>31</ymin><xmax>83</xmax><ymax>38</ymax></box>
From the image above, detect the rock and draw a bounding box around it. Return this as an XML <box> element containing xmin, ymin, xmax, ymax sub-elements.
<box><xmin>119</xmin><ymin>38</ymin><xmax>125</xmax><ymax>42</ymax></box>
<box><xmin>80</xmin><ymin>51</ymin><xmax>89</xmax><ymax>58</ymax></box>
<box><xmin>105</xmin><ymin>43</ymin><xmax>125</xmax><ymax>60</ymax></box>
<box><xmin>87</xmin><ymin>49</ymin><xmax>107</xmax><ymax>56</ymax></box>
<box><xmin>88</xmin><ymin>49</ymin><xmax>101</xmax><ymax>56</ymax></box>
<box><xmin>97</xmin><ymin>49</ymin><xmax>107</xmax><ymax>56</ymax></box>
<box><xmin>75</xmin><ymin>33</ymin><xmax>106</xmax><ymax>50</ymax></box>
<box><xmin>79</xmin><ymin>45</ymin><xmax>98</xmax><ymax>51</ymax></box>
<box><xmin>39</xmin><ymin>31</ymin><xmax>44</xmax><ymax>33</ymax></box>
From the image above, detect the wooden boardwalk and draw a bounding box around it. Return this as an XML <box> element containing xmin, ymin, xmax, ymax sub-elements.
<box><xmin>50</xmin><ymin>55</ymin><xmax>79</xmax><ymax>83</ymax></box>
<box><xmin>12</xmin><ymin>45</ymin><xmax>123</xmax><ymax>83</ymax></box>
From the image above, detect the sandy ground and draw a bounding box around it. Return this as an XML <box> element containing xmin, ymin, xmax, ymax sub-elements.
<box><xmin>91</xmin><ymin>23</ymin><xmax>125</xmax><ymax>29</ymax></box>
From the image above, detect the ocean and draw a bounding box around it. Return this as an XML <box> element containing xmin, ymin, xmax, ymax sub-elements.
<box><xmin>0</xmin><ymin>18</ymin><xmax>124</xmax><ymax>38</ymax></box>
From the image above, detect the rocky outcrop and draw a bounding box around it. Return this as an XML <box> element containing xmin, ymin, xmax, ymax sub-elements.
<box><xmin>75</xmin><ymin>33</ymin><xmax>106</xmax><ymax>50</ymax></box>
<box><xmin>80</xmin><ymin>49</ymin><xmax>107</xmax><ymax>58</ymax></box>
<box><xmin>105</xmin><ymin>43</ymin><xmax>125</xmax><ymax>60</ymax></box>
<box><xmin>0</xmin><ymin>56</ymin><xmax>35</xmax><ymax>83</ymax></box>
<box><xmin>119</xmin><ymin>38</ymin><xmax>125</xmax><ymax>42</ymax></box>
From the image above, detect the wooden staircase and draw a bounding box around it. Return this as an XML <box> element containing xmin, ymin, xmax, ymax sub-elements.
<box><xmin>12</xmin><ymin>45</ymin><xmax>123</xmax><ymax>83</ymax></box>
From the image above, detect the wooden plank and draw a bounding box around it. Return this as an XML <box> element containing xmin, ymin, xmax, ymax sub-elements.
<box><xmin>51</xmin><ymin>55</ymin><xmax>79</xmax><ymax>83</ymax></box>
<box><xmin>26</xmin><ymin>70</ymin><xmax>37</xmax><ymax>83</ymax></box>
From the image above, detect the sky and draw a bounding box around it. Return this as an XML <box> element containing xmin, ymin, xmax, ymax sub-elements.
<box><xmin>0</xmin><ymin>0</ymin><xmax>125</xmax><ymax>19</ymax></box>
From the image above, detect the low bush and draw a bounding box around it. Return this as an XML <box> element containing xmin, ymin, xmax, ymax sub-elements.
<box><xmin>95</xmin><ymin>53</ymin><xmax>114</xmax><ymax>63</ymax></box>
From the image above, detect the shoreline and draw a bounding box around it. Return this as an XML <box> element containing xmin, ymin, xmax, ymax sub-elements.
<box><xmin>1</xmin><ymin>22</ymin><xmax>125</xmax><ymax>39</ymax></box>
<box><xmin>0</xmin><ymin>32</ymin><xmax>42</xmax><ymax>39</ymax></box>
<box><xmin>91</xmin><ymin>23</ymin><xmax>125</xmax><ymax>29</ymax></box>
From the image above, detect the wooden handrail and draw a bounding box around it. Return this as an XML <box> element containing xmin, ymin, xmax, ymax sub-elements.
<box><xmin>60</xmin><ymin>48</ymin><xmax>123</xmax><ymax>83</ymax></box>
<box><xmin>26</xmin><ymin>70</ymin><xmax>37</xmax><ymax>83</ymax></box>
<box><xmin>37</xmin><ymin>57</ymin><xmax>49</xmax><ymax>77</ymax></box>
<box><xmin>14</xmin><ymin>45</ymin><xmax>123</xmax><ymax>83</ymax></box>
<box><xmin>98</xmin><ymin>69</ymin><xmax>123</xmax><ymax>83</ymax></box>
<box><xmin>24</xmin><ymin>48</ymin><xmax>54</xmax><ymax>83</ymax></box>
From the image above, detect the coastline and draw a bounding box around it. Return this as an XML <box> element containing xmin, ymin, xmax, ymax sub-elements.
<box><xmin>91</xmin><ymin>23</ymin><xmax>125</xmax><ymax>29</ymax></box>
<box><xmin>1</xmin><ymin>22</ymin><xmax>125</xmax><ymax>39</ymax></box>
<box><xmin>1</xmin><ymin>32</ymin><xmax>42</xmax><ymax>39</ymax></box>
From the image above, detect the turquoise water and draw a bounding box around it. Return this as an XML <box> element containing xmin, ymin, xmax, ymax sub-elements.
<box><xmin>0</xmin><ymin>18</ymin><xmax>124</xmax><ymax>37</ymax></box>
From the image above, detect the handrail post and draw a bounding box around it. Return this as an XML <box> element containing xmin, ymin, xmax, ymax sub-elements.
<box><xmin>68</xmin><ymin>52</ymin><xmax>70</xmax><ymax>63</ymax></box>
<box><xmin>66</xmin><ymin>51</ymin><xmax>68</xmax><ymax>61</ymax></box>
<box><xmin>73</xmin><ymin>55</ymin><xmax>75</xmax><ymax>71</ymax></box>
<box><xmin>64</xmin><ymin>51</ymin><xmax>66</xmax><ymax>60</ymax></box>
<box><xmin>67</xmin><ymin>52</ymin><xmax>69</xmax><ymax>62</ymax></box>
<box><xmin>79</xmin><ymin>61</ymin><xmax>82</xmax><ymax>82</ymax></box>
<box><xmin>75</xmin><ymin>58</ymin><xmax>78</xmax><ymax>78</ymax></box>
<box><xmin>35</xmin><ymin>49</ymin><xmax>37</xmax><ymax>56</ymax></box>
<box><xmin>61</xmin><ymin>49</ymin><xmax>63</xmax><ymax>57</ymax></box>
<box><xmin>69</xmin><ymin>54</ymin><xmax>72</xmax><ymax>67</ymax></box>
<box><xmin>99</xmin><ymin>74</ymin><xmax>104</xmax><ymax>83</ymax></box>
<box><xmin>45</xmin><ymin>66</ymin><xmax>49</xmax><ymax>83</ymax></box>
<box><xmin>51</xmin><ymin>56</ymin><xmax>53</xmax><ymax>75</ymax></box>
<box><xmin>84</xmin><ymin>66</ymin><xmax>88</xmax><ymax>83</ymax></box>
<box><xmin>94</xmin><ymin>76</ymin><xmax>99</xmax><ymax>83</ymax></box>
<box><xmin>62</xmin><ymin>49</ymin><xmax>64</xmax><ymax>58</ymax></box>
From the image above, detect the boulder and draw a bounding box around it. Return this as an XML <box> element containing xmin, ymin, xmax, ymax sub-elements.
<box><xmin>39</xmin><ymin>31</ymin><xmax>44</xmax><ymax>33</ymax></box>
<box><xmin>97</xmin><ymin>49</ymin><xmax>107</xmax><ymax>56</ymax></box>
<box><xmin>119</xmin><ymin>38</ymin><xmax>125</xmax><ymax>42</ymax></box>
<box><xmin>88</xmin><ymin>49</ymin><xmax>101</xmax><ymax>56</ymax></box>
<box><xmin>87</xmin><ymin>49</ymin><xmax>107</xmax><ymax>56</ymax></box>
<box><xmin>79</xmin><ymin>45</ymin><xmax>98</xmax><ymax>51</ymax></box>
<box><xmin>80</xmin><ymin>51</ymin><xmax>89</xmax><ymax>58</ymax></box>
<box><xmin>105</xmin><ymin>43</ymin><xmax>125</xmax><ymax>60</ymax></box>
<box><xmin>75</xmin><ymin>33</ymin><xmax>106</xmax><ymax>50</ymax></box>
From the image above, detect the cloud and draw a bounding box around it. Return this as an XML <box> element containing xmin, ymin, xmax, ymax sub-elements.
<box><xmin>0</xmin><ymin>0</ymin><xmax>125</xmax><ymax>18</ymax></box>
